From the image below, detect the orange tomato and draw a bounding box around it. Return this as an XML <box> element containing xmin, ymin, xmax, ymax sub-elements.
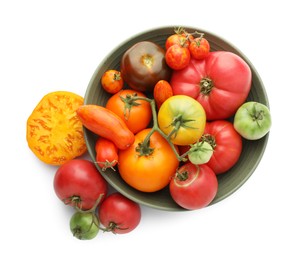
<box><xmin>153</xmin><ymin>80</ymin><xmax>173</xmax><ymax>109</ymax></box>
<box><xmin>101</xmin><ymin>69</ymin><xmax>124</xmax><ymax>94</ymax></box>
<box><xmin>26</xmin><ymin>91</ymin><xmax>87</xmax><ymax>165</ymax></box>
<box><xmin>118</xmin><ymin>128</ymin><xmax>179</xmax><ymax>192</ymax></box>
<box><xmin>105</xmin><ymin>89</ymin><xmax>152</xmax><ymax>134</ymax></box>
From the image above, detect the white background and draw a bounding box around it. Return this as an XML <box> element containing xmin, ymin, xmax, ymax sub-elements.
<box><xmin>1</xmin><ymin>0</ymin><xmax>300</xmax><ymax>259</ymax></box>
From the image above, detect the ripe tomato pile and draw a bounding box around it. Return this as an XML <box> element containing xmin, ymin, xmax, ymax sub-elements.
<box><xmin>27</xmin><ymin>27</ymin><xmax>272</xmax><ymax>240</ymax></box>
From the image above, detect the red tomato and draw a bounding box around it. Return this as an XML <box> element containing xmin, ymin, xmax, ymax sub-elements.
<box><xmin>165</xmin><ymin>34</ymin><xmax>190</xmax><ymax>50</ymax></box>
<box><xmin>105</xmin><ymin>89</ymin><xmax>152</xmax><ymax>134</ymax></box>
<box><xmin>169</xmin><ymin>162</ymin><xmax>218</xmax><ymax>210</ymax></box>
<box><xmin>202</xmin><ymin>120</ymin><xmax>242</xmax><ymax>174</ymax></box>
<box><xmin>188</xmin><ymin>37</ymin><xmax>210</xmax><ymax>60</ymax></box>
<box><xmin>170</xmin><ymin>51</ymin><xmax>252</xmax><ymax>120</ymax></box>
<box><xmin>53</xmin><ymin>159</ymin><xmax>108</xmax><ymax>210</ymax></box>
<box><xmin>98</xmin><ymin>193</ymin><xmax>141</xmax><ymax>234</ymax></box>
<box><xmin>165</xmin><ymin>44</ymin><xmax>191</xmax><ymax>70</ymax></box>
<box><xmin>95</xmin><ymin>137</ymin><xmax>118</xmax><ymax>171</ymax></box>
<box><xmin>101</xmin><ymin>69</ymin><xmax>124</xmax><ymax>94</ymax></box>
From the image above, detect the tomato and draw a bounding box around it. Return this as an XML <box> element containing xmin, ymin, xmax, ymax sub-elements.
<box><xmin>234</xmin><ymin>101</ymin><xmax>272</xmax><ymax>140</ymax></box>
<box><xmin>165</xmin><ymin>33</ymin><xmax>190</xmax><ymax>50</ymax></box>
<box><xmin>69</xmin><ymin>211</ymin><xmax>99</xmax><ymax>240</ymax></box>
<box><xmin>169</xmin><ymin>162</ymin><xmax>218</xmax><ymax>210</ymax></box>
<box><xmin>157</xmin><ymin>95</ymin><xmax>206</xmax><ymax>146</ymax></box>
<box><xmin>53</xmin><ymin>159</ymin><xmax>108</xmax><ymax>210</ymax></box>
<box><xmin>165</xmin><ymin>44</ymin><xmax>191</xmax><ymax>70</ymax></box>
<box><xmin>26</xmin><ymin>91</ymin><xmax>87</xmax><ymax>165</ymax></box>
<box><xmin>95</xmin><ymin>137</ymin><xmax>118</xmax><ymax>171</ymax></box>
<box><xmin>188</xmin><ymin>36</ymin><xmax>210</xmax><ymax>60</ymax></box>
<box><xmin>170</xmin><ymin>51</ymin><xmax>252</xmax><ymax>120</ymax></box>
<box><xmin>153</xmin><ymin>80</ymin><xmax>173</xmax><ymax>109</ymax></box>
<box><xmin>98</xmin><ymin>193</ymin><xmax>141</xmax><ymax>234</ymax></box>
<box><xmin>101</xmin><ymin>69</ymin><xmax>124</xmax><ymax>94</ymax></box>
<box><xmin>76</xmin><ymin>104</ymin><xmax>135</xmax><ymax>150</ymax></box>
<box><xmin>120</xmin><ymin>41</ymin><xmax>171</xmax><ymax>92</ymax></box>
<box><xmin>105</xmin><ymin>89</ymin><xmax>152</xmax><ymax>134</ymax></box>
<box><xmin>118</xmin><ymin>128</ymin><xmax>179</xmax><ymax>192</ymax></box>
<box><xmin>187</xmin><ymin>141</ymin><xmax>213</xmax><ymax>165</ymax></box>
<box><xmin>202</xmin><ymin>120</ymin><xmax>243</xmax><ymax>174</ymax></box>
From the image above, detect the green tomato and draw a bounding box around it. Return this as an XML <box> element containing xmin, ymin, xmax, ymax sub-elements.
<box><xmin>234</xmin><ymin>101</ymin><xmax>271</xmax><ymax>140</ymax></box>
<box><xmin>69</xmin><ymin>211</ymin><xmax>99</xmax><ymax>240</ymax></box>
<box><xmin>188</xmin><ymin>141</ymin><xmax>213</xmax><ymax>165</ymax></box>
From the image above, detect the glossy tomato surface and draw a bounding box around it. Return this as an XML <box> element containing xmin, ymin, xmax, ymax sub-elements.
<box><xmin>169</xmin><ymin>162</ymin><xmax>218</xmax><ymax>210</ymax></box>
<box><xmin>53</xmin><ymin>159</ymin><xmax>108</xmax><ymax>210</ymax></box>
<box><xmin>105</xmin><ymin>89</ymin><xmax>152</xmax><ymax>134</ymax></box>
<box><xmin>170</xmin><ymin>51</ymin><xmax>252</xmax><ymax>120</ymax></box>
<box><xmin>98</xmin><ymin>193</ymin><xmax>141</xmax><ymax>234</ymax></box>
<box><xmin>158</xmin><ymin>95</ymin><xmax>206</xmax><ymax>145</ymax></box>
<box><xmin>120</xmin><ymin>41</ymin><xmax>171</xmax><ymax>92</ymax></box>
<box><xmin>203</xmin><ymin>120</ymin><xmax>243</xmax><ymax>174</ymax></box>
<box><xmin>118</xmin><ymin>128</ymin><xmax>179</xmax><ymax>192</ymax></box>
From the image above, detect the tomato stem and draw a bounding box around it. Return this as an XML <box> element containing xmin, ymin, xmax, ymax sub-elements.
<box><xmin>128</xmin><ymin>95</ymin><xmax>185</xmax><ymax>162</ymax></box>
<box><xmin>74</xmin><ymin>193</ymin><xmax>104</xmax><ymax>213</ymax></box>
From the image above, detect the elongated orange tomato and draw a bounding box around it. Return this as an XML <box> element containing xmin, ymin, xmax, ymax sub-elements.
<box><xmin>76</xmin><ymin>105</ymin><xmax>135</xmax><ymax>150</ymax></box>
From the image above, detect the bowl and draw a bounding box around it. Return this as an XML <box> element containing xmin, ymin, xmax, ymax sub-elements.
<box><xmin>83</xmin><ymin>26</ymin><xmax>270</xmax><ymax>211</ymax></box>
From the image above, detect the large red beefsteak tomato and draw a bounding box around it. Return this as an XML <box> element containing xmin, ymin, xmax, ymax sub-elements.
<box><xmin>170</xmin><ymin>51</ymin><xmax>252</xmax><ymax>120</ymax></box>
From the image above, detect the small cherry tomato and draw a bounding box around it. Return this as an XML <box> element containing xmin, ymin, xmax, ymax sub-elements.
<box><xmin>153</xmin><ymin>80</ymin><xmax>173</xmax><ymax>109</ymax></box>
<box><xmin>189</xmin><ymin>36</ymin><xmax>210</xmax><ymax>60</ymax></box>
<box><xmin>165</xmin><ymin>34</ymin><xmax>190</xmax><ymax>50</ymax></box>
<box><xmin>98</xmin><ymin>193</ymin><xmax>141</xmax><ymax>234</ymax></box>
<box><xmin>169</xmin><ymin>162</ymin><xmax>218</xmax><ymax>210</ymax></box>
<box><xmin>101</xmin><ymin>69</ymin><xmax>124</xmax><ymax>94</ymax></box>
<box><xmin>165</xmin><ymin>44</ymin><xmax>191</xmax><ymax>70</ymax></box>
<box><xmin>95</xmin><ymin>137</ymin><xmax>118</xmax><ymax>171</ymax></box>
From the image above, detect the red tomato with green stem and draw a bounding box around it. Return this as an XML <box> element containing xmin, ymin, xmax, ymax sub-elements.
<box><xmin>202</xmin><ymin>120</ymin><xmax>243</xmax><ymax>174</ymax></box>
<box><xmin>169</xmin><ymin>162</ymin><xmax>218</xmax><ymax>210</ymax></box>
<box><xmin>95</xmin><ymin>137</ymin><xmax>118</xmax><ymax>171</ymax></box>
<box><xmin>165</xmin><ymin>44</ymin><xmax>191</xmax><ymax>70</ymax></box>
<box><xmin>170</xmin><ymin>51</ymin><xmax>252</xmax><ymax>120</ymax></box>
<box><xmin>53</xmin><ymin>159</ymin><xmax>108</xmax><ymax>210</ymax></box>
<box><xmin>189</xmin><ymin>36</ymin><xmax>210</xmax><ymax>60</ymax></box>
<box><xmin>98</xmin><ymin>193</ymin><xmax>141</xmax><ymax>234</ymax></box>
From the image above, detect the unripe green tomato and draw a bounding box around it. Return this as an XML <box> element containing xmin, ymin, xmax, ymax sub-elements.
<box><xmin>69</xmin><ymin>212</ymin><xmax>99</xmax><ymax>240</ymax></box>
<box><xmin>234</xmin><ymin>101</ymin><xmax>271</xmax><ymax>140</ymax></box>
<box><xmin>188</xmin><ymin>141</ymin><xmax>213</xmax><ymax>165</ymax></box>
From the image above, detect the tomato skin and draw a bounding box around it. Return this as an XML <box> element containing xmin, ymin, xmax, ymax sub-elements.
<box><xmin>188</xmin><ymin>37</ymin><xmax>210</xmax><ymax>60</ymax></box>
<box><xmin>98</xmin><ymin>193</ymin><xmax>141</xmax><ymax>234</ymax></box>
<box><xmin>165</xmin><ymin>34</ymin><xmax>190</xmax><ymax>50</ymax></box>
<box><xmin>101</xmin><ymin>69</ymin><xmax>124</xmax><ymax>94</ymax></box>
<box><xmin>118</xmin><ymin>128</ymin><xmax>180</xmax><ymax>192</ymax></box>
<box><xmin>76</xmin><ymin>104</ymin><xmax>135</xmax><ymax>150</ymax></box>
<box><xmin>158</xmin><ymin>95</ymin><xmax>206</xmax><ymax>146</ymax></box>
<box><xmin>120</xmin><ymin>41</ymin><xmax>171</xmax><ymax>92</ymax></box>
<box><xmin>165</xmin><ymin>44</ymin><xmax>191</xmax><ymax>70</ymax></box>
<box><xmin>53</xmin><ymin>159</ymin><xmax>108</xmax><ymax>210</ymax></box>
<box><xmin>170</xmin><ymin>51</ymin><xmax>252</xmax><ymax>120</ymax></box>
<box><xmin>105</xmin><ymin>89</ymin><xmax>152</xmax><ymax>134</ymax></box>
<box><xmin>153</xmin><ymin>80</ymin><xmax>173</xmax><ymax>109</ymax></box>
<box><xmin>234</xmin><ymin>101</ymin><xmax>272</xmax><ymax>140</ymax></box>
<box><xmin>203</xmin><ymin>120</ymin><xmax>243</xmax><ymax>174</ymax></box>
<box><xmin>169</xmin><ymin>162</ymin><xmax>218</xmax><ymax>210</ymax></box>
<box><xmin>95</xmin><ymin>137</ymin><xmax>118</xmax><ymax>170</ymax></box>
<box><xmin>70</xmin><ymin>211</ymin><xmax>99</xmax><ymax>240</ymax></box>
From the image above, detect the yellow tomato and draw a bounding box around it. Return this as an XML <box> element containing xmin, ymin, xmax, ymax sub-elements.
<box><xmin>158</xmin><ymin>95</ymin><xmax>206</xmax><ymax>145</ymax></box>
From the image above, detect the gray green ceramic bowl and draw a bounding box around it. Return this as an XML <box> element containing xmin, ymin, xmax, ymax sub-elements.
<box><xmin>83</xmin><ymin>26</ymin><xmax>269</xmax><ymax>211</ymax></box>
